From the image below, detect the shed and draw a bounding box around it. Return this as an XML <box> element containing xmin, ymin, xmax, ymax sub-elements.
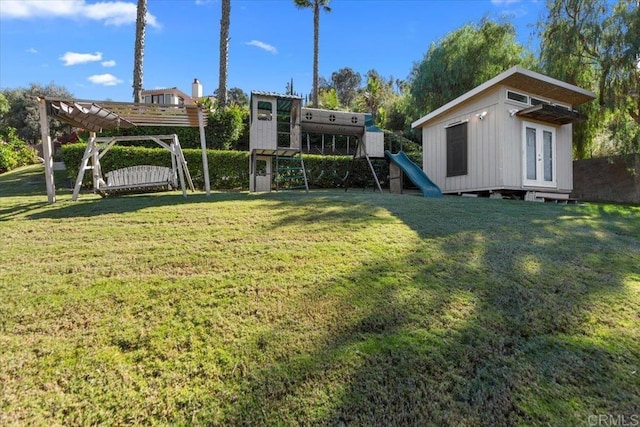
<box><xmin>411</xmin><ymin>66</ymin><xmax>596</xmax><ymax>200</ymax></box>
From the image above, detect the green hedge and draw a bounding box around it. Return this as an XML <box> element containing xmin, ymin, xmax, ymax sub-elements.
<box><xmin>60</xmin><ymin>144</ymin><xmax>389</xmax><ymax>191</ymax></box>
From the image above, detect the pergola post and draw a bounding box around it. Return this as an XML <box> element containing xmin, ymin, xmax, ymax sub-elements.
<box><xmin>38</xmin><ymin>97</ymin><xmax>55</xmax><ymax>203</ymax></box>
<box><xmin>198</xmin><ymin>107</ymin><xmax>211</xmax><ymax>196</ymax></box>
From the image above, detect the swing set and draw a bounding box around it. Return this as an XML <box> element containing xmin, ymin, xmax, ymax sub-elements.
<box><xmin>38</xmin><ymin>97</ymin><xmax>211</xmax><ymax>203</ymax></box>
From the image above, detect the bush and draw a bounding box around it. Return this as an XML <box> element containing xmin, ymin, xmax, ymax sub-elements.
<box><xmin>0</xmin><ymin>127</ymin><xmax>38</xmax><ymax>173</ymax></box>
<box><xmin>60</xmin><ymin>144</ymin><xmax>390</xmax><ymax>191</ymax></box>
<box><xmin>0</xmin><ymin>143</ymin><xmax>18</xmax><ymax>173</ymax></box>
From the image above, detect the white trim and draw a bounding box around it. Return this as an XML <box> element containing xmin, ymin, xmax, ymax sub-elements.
<box><xmin>522</xmin><ymin>121</ymin><xmax>557</xmax><ymax>189</ymax></box>
<box><xmin>507</xmin><ymin>90</ymin><xmax>529</xmax><ymax>105</ymax></box>
<box><xmin>444</xmin><ymin>119</ymin><xmax>469</xmax><ymax>129</ymax></box>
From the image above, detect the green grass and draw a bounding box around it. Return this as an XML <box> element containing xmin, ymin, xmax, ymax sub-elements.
<box><xmin>1</xmin><ymin>165</ymin><xmax>639</xmax><ymax>426</ymax></box>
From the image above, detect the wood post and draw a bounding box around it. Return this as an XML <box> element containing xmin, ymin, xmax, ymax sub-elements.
<box><xmin>38</xmin><ymin>97</ymin><xmax>55</xmax><ymax>203</ymax></box>
<box><xmin>389</xmin><ymin>161</ymin><xmax>403</xmax><ymax>194</ymax></box>
<box><xmin>198</xmin><ymin>107</ymin><xmax>211</xmax><ymax>196</ymax></box>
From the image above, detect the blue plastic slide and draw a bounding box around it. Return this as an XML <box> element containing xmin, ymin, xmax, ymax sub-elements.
<box><xmin>385</xmin><ymin>150</ymin><xmax>442</xmax><ymax>198</ymax></box>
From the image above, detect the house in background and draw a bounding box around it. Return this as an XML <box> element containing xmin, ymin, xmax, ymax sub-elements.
<box><xmin>140</xmin><ymin>78</ymin><xmax>215</xmax><ymax>106</ymax></box>
<box><xmin>412</xmin><ymin>66</ymin><xmax>596</xmax><ymax>201</ymax></box>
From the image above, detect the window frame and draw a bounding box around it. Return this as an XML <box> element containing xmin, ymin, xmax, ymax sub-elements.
<box><xmin>446</xmin><ymin>121</ymin><xmax>468</xmax><ymax>177</ymax></box>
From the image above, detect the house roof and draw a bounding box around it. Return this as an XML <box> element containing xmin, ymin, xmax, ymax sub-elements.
<box><xmin>411</xmin><ymin>66</ymin><xmax>596</xmax><ymax>129</ymax></box>
<box><xmin>44</xmin><ymin>98</ymin><xmax>208</xmax><ymax>132</ymax></box>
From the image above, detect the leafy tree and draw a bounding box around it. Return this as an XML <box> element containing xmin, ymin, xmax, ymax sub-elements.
<box><xmin>132</xmin><ymin>0</ymin><xmax>146</xmax><ymax>102</ymax></box>
<box><xmin>318</xmin><ymin>88</ymin><xmax>339</xmax><ymax>110</ymax></box>
<box><xmin>218</xmin><ymin>0</ymin><xmax>231</xmax><ymax>106</ymax></box>
<box><xmin>0</xmin><ymin>93</ymin><xmax>9</xmax><ymax>135</ymax></box>
<box><xmin>1</xmin><ymin>83</ymin><xmax>74</xmax><ymax>143</ymax></box>
<box><xmin>407</xmin><ymin>18</ymin><xmax>535</xmax><ymax>117</ymax></box>
<box><xmin>354</xmin><ymin>70</ymin><xmax>398</xmax><ymax>125</ymax></box>
<box><xmin>228</xmin><ymin>87</ymin><xmax>248</xmax><ymax>106</ymax></box>
<box><xmin>539</xmin><ymin>0</ymin><xmax>639</xmax><ymax>156</ymax></box>
<box><xmin>0</xmin><ymin>93</ymin><xmax>8</xmax><ymax>117</ymax></box>
<box><xmin>209</xmin><ymin>103</ymin><xmax>245</xmax><ymax>150</ymax></box>
<box><xmin>214</xmin><ymin>87</ymin><xmax>249</xmax><ymax>107</ymax></box>
<box><xmin>331</xmin><ymin>67</ymin><xmax>361</xmax><ymax>108</ymax></box>
<box><xmin>294</xmin><ymin>0</ymin><xmax>331</xmax><ymax>108</ymax></box>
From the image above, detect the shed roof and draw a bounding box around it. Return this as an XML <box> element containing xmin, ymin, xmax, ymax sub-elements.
<box><xmin>44</xmin><ymin>98</ymin><xmax>207</xmax><ymax>132</ymax></box>
<box><xmin>411</xmin><ymin>66</ymin><xmax>596</xmax><ymax>129</ymax></box>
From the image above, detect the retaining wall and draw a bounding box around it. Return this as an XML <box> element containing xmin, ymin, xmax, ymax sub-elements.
<box><xmin>572</xmin><ymin>154</ymin><xmax>640</xmax><ymax>204</ymax></box>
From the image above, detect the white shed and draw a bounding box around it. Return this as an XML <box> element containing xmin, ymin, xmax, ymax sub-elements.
<box><xmin>412</xmin><ymin>66</ymin><xmax>596</xmax><ymax>201</ymax></box>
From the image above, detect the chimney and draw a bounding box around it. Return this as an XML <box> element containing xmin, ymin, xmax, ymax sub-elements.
<box><xmin>192</xmin><ymin>78</ymin><xmax>203</xmax><ymax>99</ymax></box>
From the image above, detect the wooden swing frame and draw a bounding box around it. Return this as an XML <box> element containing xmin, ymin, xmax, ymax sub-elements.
<box><xmin>38</xmin><ymin>97</ymin><xmax>211</xmax><ymax>203</ymax></box>
<box><xmin>71</xmin><ymin>134</ymin><xmax>195</xmax><ymax>200</ymax></box>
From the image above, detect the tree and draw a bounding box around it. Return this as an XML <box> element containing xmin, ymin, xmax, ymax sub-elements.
<box><xmin>218</xmin><ymin>0</ymin><xmax>231</xmax><ymax>106</ymax></box>
<box><xmin>215</xmin><ymin>87</ymin><xmax>249</xmax><ymax>106</ymax></box>
<box><xmin>331</xmin><ymin>67</ymin><xmax>361</xmax><ymax>108</ymax></box>
<box><xmin>294</xmin><ymin>0</ymin><xmax>331</xmax><ymax>108</ymax></box>
<box><xmin>318</xmin><ymin>88</ymin><xmax>339</xmax><ymax>110</ymax></box>
<box><xmin>0</xmin><ymin>93</ymin><xmax>9</xmax><ymax>134</ymax></box>
<box><xmin>1</xmin><ymin>83</ymin><xmax>74</xmax><ymax>143</ymax></box>
<box><xmin>539</xmin><ymin>0</ymin><xmax>639</xmax><ymax>156</ymax></box>
<box><xmin>228</xmin><ymin>87</ymin><xmax>248</xmax><ymax>106</ymax></box>
<box><xmin>208</xmin><ymin>103</ymin><xmax>244</xmax><ymax>150</ymax></box>
<box><xmin>354</xmin><ymin>70</ymin><xmax>397</xmax><ymax>125</ymax></box>
<box><xmin>132</xmin><ymin>0</ymin><xmax>147</xmax><ymax>102</ymax></box>
<box><xmin>407</xmin><ymin>18</ymin><xmax>534</xmax><ymax>117</ymax></box>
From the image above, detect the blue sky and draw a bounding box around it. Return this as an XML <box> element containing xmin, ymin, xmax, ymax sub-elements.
<box><xmin>0</xmin><ymin>0</ymin><xmax>546</xmax><ymax>102</ymax></box>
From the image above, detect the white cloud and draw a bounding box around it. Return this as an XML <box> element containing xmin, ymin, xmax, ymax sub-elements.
<box><xmin>0</xmin><ymin>0</ymin><xmax>160</xmax><ymax>28</ymax></box>
<box><xmin>88</xmin><ymin>73</ymin><xmax>123</xmax><ymax>86</ymax></box>
<box><xmin>26</xmin><ymin>48</ymin><xmax>38</xmax><ymax>54</ymax></box>
<box><xmin>246</xmin><ymin>40</ymin><xmax>278</xmax><ymax>54</ymax></box>
<box><xmin>60</xmin><ymin>51</ymin><xmax>103</xmax><ymax>66</ymax></box>
<box><xmin>102</xmin><ymin>60</ymin><xmax>117</xmax><ymax>67</ymax></box>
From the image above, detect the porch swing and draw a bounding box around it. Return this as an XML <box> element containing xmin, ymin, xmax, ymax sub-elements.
<box><xmin>72</xmin><ymin>133</ymin><xmax>195</xmax><ymax>198</ymax></box>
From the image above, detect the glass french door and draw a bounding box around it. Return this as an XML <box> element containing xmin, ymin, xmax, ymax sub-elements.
<box><xmin>523</xmin><ymin>122</ymin><xmax>556</xmax><ymax>187</ymax></box>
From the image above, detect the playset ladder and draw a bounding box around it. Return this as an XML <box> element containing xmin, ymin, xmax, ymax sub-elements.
<box><xmin>275</xmin><ymin>153</ymin><xmax>309</xmax><ymax>192</ymax></box>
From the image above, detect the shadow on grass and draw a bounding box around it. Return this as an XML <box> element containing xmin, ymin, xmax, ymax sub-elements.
<box><xmin>3</xmin><ymin>166</ymin><xmax>638</xmax><ymax>423</ymax></box>
<box><xmin>219</xmin><ymin>196</ymin><xmax>639</xmax><ymax>425</ymax></box>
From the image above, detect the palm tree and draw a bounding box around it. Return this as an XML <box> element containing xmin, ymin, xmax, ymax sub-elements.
<box><xmin>132</xmin><ymin>0</ymin><xmax>147</xmax><ymax>103</ymax></box>
<box><xmin>294</xmin><ymin>0</ymin><xmax>331</xmax><ymax>108</ymax></box>
<box><xmin>218</xmin><ymin>0</ymin><xmax>231</xmax><ymax>106</ymax></box>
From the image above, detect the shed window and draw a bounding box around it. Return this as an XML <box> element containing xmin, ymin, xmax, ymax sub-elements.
<box><xmin>446</xmin><ymin>122</ymin><xmax>468</xmax><ymax>177</ymax></box>
<box><xmin>530</xmin><ymin>97</ymin><xmax>548</xmax><ymax>106</ymax></box>
<box><xmin>507</xmin><ymin>90</ymin><xmax>529</xmax><ymax>104</ymax></box>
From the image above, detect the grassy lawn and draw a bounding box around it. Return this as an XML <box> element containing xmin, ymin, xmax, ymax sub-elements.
<box><xmin>1</xmin><ymin>165</ymin><xmax>639</xmax><ymax>426</ymax></box>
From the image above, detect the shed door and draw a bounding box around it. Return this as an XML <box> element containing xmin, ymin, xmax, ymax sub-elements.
<box><xmin>522</xmin><ymin>121</ymin><xmax>556</xmax><ymax>188</ymax></box>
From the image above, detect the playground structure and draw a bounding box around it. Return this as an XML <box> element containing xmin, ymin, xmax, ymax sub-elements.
<box><xmin>249</xmin><ymin>91</ymin><xmax>385</xmax><ymax>193</ymax></box>
<box><xmin>386</xmin><ymin>150</ymin><xmax>442</xmax><ymax>197</ymax></box>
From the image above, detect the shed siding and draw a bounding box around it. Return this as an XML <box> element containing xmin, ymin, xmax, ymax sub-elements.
<box><xmin>422</xmin><ymin>88</ymin><xmax>502</xmax><ymax>193</ymax></box>
<box><xmin>422</xmin><ymin>84</ymin><xmax>576</xmax><ymax>194</ymax></box>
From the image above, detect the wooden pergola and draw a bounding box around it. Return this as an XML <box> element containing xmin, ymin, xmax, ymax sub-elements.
<box><xmin>38</xmin><ymin>97</ymin><xmax>211</xmax><ymax>203</ymax></box>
